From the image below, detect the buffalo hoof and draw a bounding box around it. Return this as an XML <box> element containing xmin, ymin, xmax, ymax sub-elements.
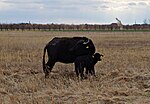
<box><xmin>45</xmin><ymin>72</ymin><xmax>49</xmax><ymax>78</ymax></box>
<box><xmin>45</xmin><ymin>75</ymin><xmax>49</xmax><ymax>78</ymax></box>
<box><xmin>84</xmin><ymin>76</ymin><xmax>88</xmax><ymax>79</ymax></box>
<box><xmin>94</xmin><ymin>75</ymin><xmax>97</xmax><ymax>78</ymax></box>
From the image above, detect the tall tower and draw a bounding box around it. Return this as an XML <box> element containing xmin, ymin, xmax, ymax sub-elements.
<box><xmin>116</xmin><ymin>18</ymin><xmax>123</xmax><ymax>30</ymax></box>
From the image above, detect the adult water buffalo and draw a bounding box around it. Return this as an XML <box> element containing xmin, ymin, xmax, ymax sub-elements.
<box><xmin>43</xmin><ymin>37</ymin><xmax>95</xmax><ymax>78</ymax></box>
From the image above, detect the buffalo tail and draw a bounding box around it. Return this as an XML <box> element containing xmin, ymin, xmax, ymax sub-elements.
<box><xmin>43</xmin><ymin>45</ymin><xmax>47</xmax><ymax>73</ymax></box>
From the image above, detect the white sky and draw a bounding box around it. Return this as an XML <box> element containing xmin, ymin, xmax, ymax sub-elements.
<box><xmin>0</xmin><ymin>0</ymin><xmax>150</xmax><ymax>24</ymax></box>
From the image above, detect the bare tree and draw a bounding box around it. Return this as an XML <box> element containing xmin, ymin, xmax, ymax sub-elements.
<box><xmin>143</xmin><ymin>19</ymin><xmax>148</xmax><ymax>25</ymax></box>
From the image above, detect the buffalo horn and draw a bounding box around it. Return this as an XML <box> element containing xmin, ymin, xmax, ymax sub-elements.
<box><xmin>83</xmin><ymin>39</ymin><xmax>90</xmax><ymax>44</ymax></box>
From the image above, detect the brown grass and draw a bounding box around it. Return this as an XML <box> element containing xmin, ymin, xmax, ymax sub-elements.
<box><xmin>0</xmin><ymin>31</ymin><xmax>150</xmax><ymax>104</ymax></box>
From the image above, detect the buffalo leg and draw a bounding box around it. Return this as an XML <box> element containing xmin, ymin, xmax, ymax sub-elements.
<box><xmin>77</xmin><ymin>63</ymin><xmax>84</xmax><ymax>80</ymax></box>
<box><xmin>75</xmin><ymin>64</ymin><xmax>79</xmax><ymax>78</ymax></box>
<box><xmin>79</xmin><ymin>67</ymin><xmax>84</xmax><ymax>80</ymax></box>
<box><xmin>44</xmin><ymin>65</ymin><xmax>50</xmax><ymax>78</ymax></box>
<box><xmin>45</xmin><ymin>60</ymin><xmax>55</xmax><ymax>78</ymax></box>
<box><xmin>90</xmin><ymin>67</ymin><xmax>96</xmax><ymax>77</ymax></box>
<box><xmin>85</xmin><ymin>68</ymin><xmax>89</xmax><ymax>75</ymax></box>
<box><xmin>84</xmin><ymin>67</ymin><xmax>90</xmax><ymax>79</ymax></box>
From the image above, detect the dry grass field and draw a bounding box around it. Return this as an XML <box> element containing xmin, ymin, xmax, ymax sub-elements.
<box><xmin>0</xmin><ymin>31</ymin><xmax>150</xmax><ymax>104</ymax></box>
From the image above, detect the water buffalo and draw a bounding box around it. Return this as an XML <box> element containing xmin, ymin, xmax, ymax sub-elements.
<box><xmin>43</xmin><ymin>37</ymin><xmax>95</xmax><ymax>78</ymax></box>
<box><xmin>74</xmin><ymin>53</ymin><xmax>103</xmax><ymax>79</ymax></box>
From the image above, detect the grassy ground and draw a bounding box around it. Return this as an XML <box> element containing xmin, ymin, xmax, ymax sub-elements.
<box><xmin>0</xmin><ymin>31</ymin><xmax>150</xmax><ymax>104</ymax></box>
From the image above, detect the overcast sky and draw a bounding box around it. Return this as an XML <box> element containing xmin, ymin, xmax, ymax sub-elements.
<box><xmin>0</xmin><ymin>0</ymin><xmax>150</xmax><ymax>24</ymax></box>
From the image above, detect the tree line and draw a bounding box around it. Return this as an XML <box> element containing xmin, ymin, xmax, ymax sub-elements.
<box><xmin>0</xmin><ymin>23</ymin><xmax>150</xmax><ymax>31</ymax></box>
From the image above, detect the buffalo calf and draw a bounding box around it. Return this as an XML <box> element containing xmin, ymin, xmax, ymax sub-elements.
<box><xmin>74</xmin><ymin>53</ymin><xmax>103</xmax><ymax>79</ymax></box>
